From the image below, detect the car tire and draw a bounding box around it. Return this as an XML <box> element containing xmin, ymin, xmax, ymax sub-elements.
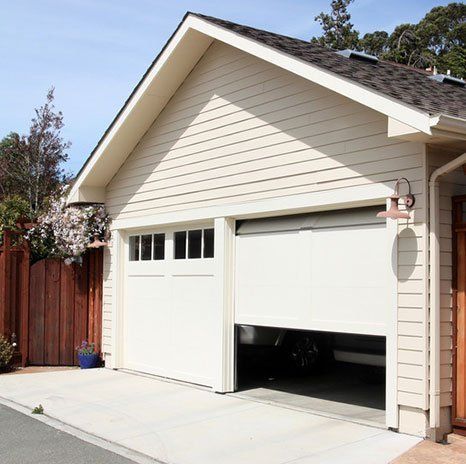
<box><xmin>286</xmin><ymin>334</ymin><xmax>321</xmax><ymax>375</ymax></box>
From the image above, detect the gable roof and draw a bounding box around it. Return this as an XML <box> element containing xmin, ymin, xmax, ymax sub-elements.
<box><xmin>69</xmin><ymin>12</ymin><xmax>466</xmax><ymax>204</ymax></box>
<box><xmin>193</xmin><ymin>13</ymin><xmax>466</xmax><ymax>120</ymax></box>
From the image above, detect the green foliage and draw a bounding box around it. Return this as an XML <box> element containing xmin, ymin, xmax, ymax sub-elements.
<box><xmin>0</xmin><ymin>335</ymin><xmax>14</xmax><ymax>369</ymax></box>
<box><xmin>358</xmin><ymin>31</ymin><xmax>389</xmax><ymax>57</ymax></box>
<box><xmin>311</xmin><ymin>0</ymin><xmax>359</xmax><ymax>50</ymax></box>
<box><xmin>31</xmin><ymin>404</ymin><xmax>44</xmax><ymax>415</ymax></box>
<box><xmin>313</xmin><ymin>2</ymin><xmax>466</xmax><ymax>78</ymax></box>
<box><xmin>0</xmin><ymin>195</ymin><xmax>30</xmax><ymax>241</ymax></box>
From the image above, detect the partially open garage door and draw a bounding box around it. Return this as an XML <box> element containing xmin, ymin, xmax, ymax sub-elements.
<box><xmin>123</xmin><ymin>226</ymin><xmax>216</xmax><ymax>387</ymax></box>
<box><xmin>235</xmin><ymin>206</ymin><xmax>390</xmax><ymax>336</ymax></box>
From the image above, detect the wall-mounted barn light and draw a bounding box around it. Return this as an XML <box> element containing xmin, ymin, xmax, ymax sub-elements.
<box><xmin>377</xmin><ymin>177</ymin><xmax>415</xmax><ymax>220</ymax></box>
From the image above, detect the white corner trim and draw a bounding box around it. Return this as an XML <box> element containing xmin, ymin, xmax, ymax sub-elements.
<box><xmin>385</xmin><ymin>198</ymin><xmax>399</xmax><ymax>429</ymax></box>
<box><xmin>213</xmin><ymin>217</ymin><xmax>236</xmax><ymax>393</ymax></box>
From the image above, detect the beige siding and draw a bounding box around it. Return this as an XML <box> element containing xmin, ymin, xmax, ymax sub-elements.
<box><xmin>102</xmin><ymin>41</ymin><xmax>428</xmax><ymax>430</ymax></box>
<box><xmin>102</xmin><ymin>245</ymin><xmax>113</xmax><ymax>355</ymax></box>
<box><xmin>106</xmin><ymin>41</ymin><xmax>424</xmax><ymax>221</ymax></box>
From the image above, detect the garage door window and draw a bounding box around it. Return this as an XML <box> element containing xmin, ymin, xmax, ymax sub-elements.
<box><xmin>141</xmin><ymin>234</ymin><xmax>152</xmax><ymax>261</ymax></box>
<box><xmin>174</xmin><ymin>228</ymin><xmax>214</xmax><ymax>260</ymax></box>
<box><xmin>129</xmin><ymin>234</ymin><xmax>166</xmax><ymax>261</ymax></box>
<box><xmin>203</xmin><ymin>228</ymin><xmax>214</xmax><ymax>258</ymax></box>
<box><xmin>153</xmin><ymin>233</ymin><xmax>165</xmax><ymax>260</ymax></box>
<box><xmin>188</xmin><ymin>230</ymin><xmax>202</xmax><ymax>258</ymax></box>
<box><xmin>129</xmin><ymin>236</ymin><xmax>140</xmax><ymax>261</ymax></box>
<box><xmin>174</xmin><ymin>231</ymin><xmax>187</xmax><ymax>259</ymax></box>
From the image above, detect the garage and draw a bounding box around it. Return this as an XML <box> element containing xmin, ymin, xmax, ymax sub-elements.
<box><xmin>234</xmin><ymin>206</ymin><xmax>391</xmax><ymax>425</ymax></box>
<box><xmin>122</xmin><ymin>224</ymin><xmax>217</xmax><ymax>387</ymax></box>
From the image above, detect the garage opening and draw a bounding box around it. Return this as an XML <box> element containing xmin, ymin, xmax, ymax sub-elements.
<box><xmin>235</xmin><ymin>325</ymin><xmax>386</xmax><ymax>425</ymax></box>
<box><xmin>234</xmin><ymin>206</ymin><xmax>390</xmax><ymax>426</ymax></box>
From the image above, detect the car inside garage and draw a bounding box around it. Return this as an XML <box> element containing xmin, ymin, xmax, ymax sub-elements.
<box><xmin>233</xmin><ymin>206</ymin><xmax>390</xmax><ymax>425</ymax></box>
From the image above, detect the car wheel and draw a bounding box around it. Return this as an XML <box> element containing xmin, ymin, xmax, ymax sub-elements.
<box><xmin>288</xmin><ymin>335</ymin><xmax>320</xmax><ymax>374</ymax></box>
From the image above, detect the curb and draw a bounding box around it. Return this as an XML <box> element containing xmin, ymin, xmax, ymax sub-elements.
<box><xmin>0</xmin><ymin>396</ymin><xmax>166</xmax><ymax>464</ymax></box>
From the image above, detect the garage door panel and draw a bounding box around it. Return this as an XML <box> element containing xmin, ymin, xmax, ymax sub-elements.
<box><xmin>235</xmin><ymin>207</ymin><xmax>389</xmax><ymax>335</ymax></box>
<box><xmin>309</xmin><ymin>224</ymin><xmax>389</xmax><ymax>332</ymax></box>
<box><xmin>170</xmin><ymin>275</ymin><xmax>216</xmax><ymax>384</ymax></box>
<box><xmin>125</xmin><ymin>276</ymin><xmax>171</xmax><ymax>373</ymax></box>
<box><xmin>235</xmin><ymin>231</ymin><xmax>311</xmax><ymax>325</ymax></box>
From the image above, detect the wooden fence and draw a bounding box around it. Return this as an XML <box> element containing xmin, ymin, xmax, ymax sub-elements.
<box><xmin>0</xmin><ymin>229</ymin><xmax>103</xmax><ymax>367</ymax></box>
<box><xmin>0</xmin><ymin>230</ymin><xmax>29</xmax><ymax>366</ymax></box>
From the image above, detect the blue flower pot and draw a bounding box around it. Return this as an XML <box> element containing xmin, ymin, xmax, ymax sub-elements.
<box><xmin>78</xmin><ymin>353</ymin><xmax>100</xmax><ymax>369</ymax></box>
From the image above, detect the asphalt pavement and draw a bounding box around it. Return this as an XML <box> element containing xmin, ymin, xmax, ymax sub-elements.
<box><xmin>0</xmin><ymin>404</ymin><xmax>138</xmax><ymax>464</ymax></box>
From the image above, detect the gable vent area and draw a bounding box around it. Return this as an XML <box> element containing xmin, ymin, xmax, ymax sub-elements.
<box><xmin>336</xmin><ymin>49</ymin><xmax>379</xmax><ymax>64</ymax></box>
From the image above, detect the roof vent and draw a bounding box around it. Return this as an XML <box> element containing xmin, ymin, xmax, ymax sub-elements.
<box><xmin>336</xmin><ymin>49</ymin><xmax>379</xmax><ymax>64</ymax></box>
<box><xmin>429</xmin><ymin>74</ymin><xmax>465</xmax><ymax>87</ymax></box>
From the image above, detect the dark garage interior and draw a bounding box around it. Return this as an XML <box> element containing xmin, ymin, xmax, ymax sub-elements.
<box><xmin>235</xmin><ymin>325</ymin><xmax>386</xmax><ymax>425</ymax></box>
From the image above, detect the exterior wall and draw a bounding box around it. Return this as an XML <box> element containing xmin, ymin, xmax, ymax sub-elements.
<box><xmin>428</xmin><ymin>145</ymin><xmax>466</xmax><ymax>436</ymax></box>
<box><xmin>102</xmin><ymin>41</ymin><xmax>429</xmax><ymax>434</ymax></box>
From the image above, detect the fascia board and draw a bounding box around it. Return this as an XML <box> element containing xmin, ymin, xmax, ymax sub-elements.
<box><xmin>68</xmin><ymin>20</ymin><xmax>210</xmax><ymax>203</ymax></box>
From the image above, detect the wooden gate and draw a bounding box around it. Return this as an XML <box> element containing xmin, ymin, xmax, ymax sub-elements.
<box><xmin>28</xmin><ymin>249</ymin><xmax>103</xmax><ymax>366</ymax></box>
<box><xmin>453</xmin><ymin>196</ymin><xmax>466</xmax><ymax>435</ymax></box>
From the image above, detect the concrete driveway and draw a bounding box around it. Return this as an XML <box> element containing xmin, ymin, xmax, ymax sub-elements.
<box><xmin>0</xmin><ymin>369</ymin><xmax>420</xmax><ymax>464</ymax></box>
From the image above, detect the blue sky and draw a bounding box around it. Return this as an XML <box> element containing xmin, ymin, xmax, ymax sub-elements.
<box><xmin>1</xmin><ymin>0</ymin><xmax>452</xmax><ymax>174</ymax></box>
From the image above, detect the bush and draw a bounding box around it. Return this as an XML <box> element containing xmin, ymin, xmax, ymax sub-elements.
<box><xmin>0</xmin><ymin>335</ymin><xmax>14</xmax><ymax>370</ymax></box>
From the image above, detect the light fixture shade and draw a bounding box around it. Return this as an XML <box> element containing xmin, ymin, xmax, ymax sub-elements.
<box><xmin>377</xmin><ymin>195</ymin><xmax>410</xmax><ymax>220</ymax></box>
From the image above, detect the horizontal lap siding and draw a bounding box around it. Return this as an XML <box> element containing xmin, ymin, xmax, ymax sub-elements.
<box><xmin>104</xmin><ymin>40</ymin><xmax>427</xmax><ymax>412</ymax></box>
<box><xmin>106</xmin><ymin>41</ymin><xmax>424</xmax><ymax>219</ymax></box>
<box><xmin>102</xmin><ymin>246</ymin><xmax>113</xmax><ymax>356</ymax></box>
<box><xmin>397</xmin><ymin>145</ymin><xmax>428</xmax><ymax>410</ymax></box>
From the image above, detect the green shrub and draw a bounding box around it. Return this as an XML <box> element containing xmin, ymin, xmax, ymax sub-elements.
<box><xmin>32</xmin><ymin>404</ymin><xmax>44</xmax><ymax>415</ymax></box>
<box><xmin>0</xmin><ymin>335</ymin><xmax>14</xmax><ymax>369</ymax></box>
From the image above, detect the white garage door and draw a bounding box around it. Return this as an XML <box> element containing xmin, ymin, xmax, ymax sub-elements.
<box><xmin>123</xmin><ymin>225</ymin><xmax>216</xmax><ymax>386</ymax></box>
<box><xmin>235</xmin><ymin>206</ymin><xmax>390</xmax><ymax>336</ymax></box>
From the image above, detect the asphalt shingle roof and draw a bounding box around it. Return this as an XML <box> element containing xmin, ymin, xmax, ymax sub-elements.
<box><xmin>192</xmin><ymin>13</ymin><xmax>466</xmax><ymax>120</ymax></box>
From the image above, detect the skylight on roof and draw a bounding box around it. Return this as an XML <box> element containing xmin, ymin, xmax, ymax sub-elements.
<box><xmin>429</xmin><ymin>74</ymin><xmax>465</xmax><ymax>87</ymax></box>
<box><xmin>336</xmin><ymin>49</ymin><xmax>379</xmax><ymax>64</ymax></box>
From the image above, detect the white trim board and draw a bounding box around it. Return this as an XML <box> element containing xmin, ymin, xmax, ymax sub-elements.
<box><xmin>110</xmin><ymin>183</ymin><xmax>392</xmax><ymax>231</ymax></box>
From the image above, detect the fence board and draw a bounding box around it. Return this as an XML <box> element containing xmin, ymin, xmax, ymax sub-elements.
<box><xmin>74</xmin><ymin>258</ymin><xmax>88</xmax><ymax>365</ymax></box>
<box><xmin>59</xmin><ymin>262</ymin><xmax>75</xmax><ymax>365</ymax></box>
<box><xmin>44</xmin><ymin>260</ymin><xmax>61</xmax><ymax>365</ymax></box>
<box><xmin>28</xmin><ymin>260</ymin><xmax>46</xmax><ymax>365</ymax></box>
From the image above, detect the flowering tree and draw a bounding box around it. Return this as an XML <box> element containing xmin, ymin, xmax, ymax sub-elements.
<box><xmin>0</xmin><ymin>89</ymin><xmax>71</xmax><ymax>217</ymax></box>
<box><xmin>30</xmin><ymin>188</ymin><xmax>110</xmax><ymax>262</ymax></box>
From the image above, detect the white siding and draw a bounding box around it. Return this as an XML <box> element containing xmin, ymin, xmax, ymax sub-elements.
<box><xmin>102</xmin><ymin>41</ymin><xmax>428</xmax><ymax>432</ymax></box>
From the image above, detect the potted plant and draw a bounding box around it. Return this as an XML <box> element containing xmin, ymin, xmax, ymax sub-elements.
<box><xmin>76</xmin><ymin>340</ymin><xmax>100</xmax><ymax>369</ymax></box>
